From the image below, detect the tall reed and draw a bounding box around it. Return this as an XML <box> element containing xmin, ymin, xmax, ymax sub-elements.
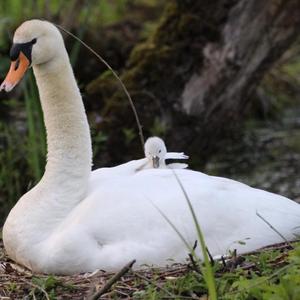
<box><xmin>23</xmin><ymin>72</ymin><xmax>46</xmax><ymax>182</ymax></box>
<box><xmin>0</xmin><ymin>123</ymin><xmax>22</xmax><ymax>221</ymax></box>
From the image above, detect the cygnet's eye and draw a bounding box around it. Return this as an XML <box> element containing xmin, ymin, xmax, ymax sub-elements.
<box><xmin>159</xmin><ymin>150</ymin><xmax>162</xmax><ymax>153</ymax></box>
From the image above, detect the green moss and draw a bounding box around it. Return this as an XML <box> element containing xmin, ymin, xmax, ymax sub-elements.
<box><xmin>285</xmin><ymin>132</ymin><xmax>300</xmax><ymax>152</ymax></box>
<box><xmin>282</xmin><ymin>57</ymin><xmax>300</xmax><ymax>79</ymax></box>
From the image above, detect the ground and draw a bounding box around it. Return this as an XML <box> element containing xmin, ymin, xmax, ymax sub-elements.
<box><xmin>1</xmin><ymin>237</ymin><xmax>299</xmax><ymax>299</ymax></box>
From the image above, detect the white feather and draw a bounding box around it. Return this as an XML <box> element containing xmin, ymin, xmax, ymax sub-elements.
<box><xmin>165</xmin><ymin>152</ymin><xmax>189</xmax><ymax>160</ymax></box>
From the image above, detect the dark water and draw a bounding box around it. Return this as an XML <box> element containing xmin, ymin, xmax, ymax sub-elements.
<box><xmin>205</xmin><ymin>106</ymin><xmax>300</xmax><ymax>202</ymax></box>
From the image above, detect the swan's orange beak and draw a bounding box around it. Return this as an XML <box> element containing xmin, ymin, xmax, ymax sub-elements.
<box><xmin>0</xmin><ymin>52</ymin><xmax>30</xmax><ymax>92</ymax></box>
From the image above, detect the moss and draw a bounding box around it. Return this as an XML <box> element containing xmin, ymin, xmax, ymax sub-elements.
<box><xmin>285</xmin><ymin>132</ymin><xmax>300</xmax><ymax>152</ymax></box>
<box><xmin>86</xmin><ymin>0</ymin><xmax>237</xmax><ymax>165</ymax></box>
<box><xmin>86</xmin><ymin>72</ymin><xmax>118</xmax><ymax>98</ymax></box>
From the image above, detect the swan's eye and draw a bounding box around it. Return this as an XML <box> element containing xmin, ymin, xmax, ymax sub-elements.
<box><xmin>31</xmin><ymin>38</ymin><xmax>37</xmax><ymax>45</ymax></box>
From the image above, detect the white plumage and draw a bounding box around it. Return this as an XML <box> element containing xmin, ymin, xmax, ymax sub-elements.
<box><xmin>141</xmin><ymin>136</ymin><xmax>189</xmax><ymax>169</ymax></box>
<box><xmin>1</xmin><ymin>20</ymin><xmax>300</xmax><ymax>275</ymax></box>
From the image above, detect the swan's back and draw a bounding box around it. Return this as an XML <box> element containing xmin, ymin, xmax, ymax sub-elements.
<box><xmin>28</xmin><ymin>168</ymin><xmax>300</xmax><ymax>274</ymax></box>
<box><xmin>85</xmin><ymin>169</ymin><xmax>300</xmax><ymax>256</ymax></box>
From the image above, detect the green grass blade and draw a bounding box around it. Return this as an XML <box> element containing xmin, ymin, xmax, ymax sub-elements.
<box><xmin>24</xmin><ymin>72</ymin><xmax>46</xmax><ymax>181</ymax></box>
<box><xmin>171</xmin><ymin>170</ymin><xmax>217</xmax><ymax>300</ymax></box>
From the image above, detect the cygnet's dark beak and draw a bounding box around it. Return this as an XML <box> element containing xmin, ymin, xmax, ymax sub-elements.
<box><xmin>152</xmin><ymin>156</ymin><xmax>160</xmax><ymax>168</ymax></box>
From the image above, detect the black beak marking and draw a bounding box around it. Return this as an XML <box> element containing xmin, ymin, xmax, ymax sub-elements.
<box><xmin>10</xmin><ymin>38</ymin><xmax>37</xmax><ymax>63</ymax></box>
<box><xmin>152</xmin><ymin>156</ymin><xmax>160</xmax><ymax>168</ymax></box>
<box><xmin>14</xmin><ymin>58</ymin><xmax>20</xmax><ymax>71</ymax></box>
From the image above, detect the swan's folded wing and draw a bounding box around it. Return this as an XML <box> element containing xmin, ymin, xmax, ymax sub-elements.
<box><xmin>165</xmin><ymin>152</ymin><xmax>189</xmax><ymax>160</ymax></box>
<box><xmin>90</xmin><ymin>158</ymin><xmax>149</xmax><ymax>184</ymax></box>
<box><xmin>134</xmin><ymin>158</ymin><xmax>150</xmax><ymax>172</ymax></box>
<box><xmin>167</xmin><ymin>163</ymin><xmax>188</xmax><ymax>169</ymax></box>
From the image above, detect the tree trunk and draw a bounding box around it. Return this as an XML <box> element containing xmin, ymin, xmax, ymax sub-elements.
<box><xmin>87</xmin><ymin>0</ymin><xmax>300</xmax><ymax>167</ymax></box>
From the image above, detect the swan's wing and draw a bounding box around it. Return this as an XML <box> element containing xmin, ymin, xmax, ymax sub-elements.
<box><xmin>84</xmin><ymin>169</ymin><xmax>300</xmax><ymax>252</ymax></box>
<box><xmin>64</xmin><ymin>168</ymin><xmax>300</xmax><ymax>272</ymax></box>
<box><xmin>134</xmin><ymin>158</ymin><xmax>150</xmax><ymax>172</ymax></box>
<box><xmin>167</xmin><ymin>163</ymin><xmax>188</xmax><ymax>169</ymax></box>
<box><xmin>165</xmin><ymin>152</ymin><xmax>189</xmax><ymax>160</ymax></box>
<box><xmin>89</xmin><ymin>158</ymin><xmax>149</xmax><ymax>191</ymax></box>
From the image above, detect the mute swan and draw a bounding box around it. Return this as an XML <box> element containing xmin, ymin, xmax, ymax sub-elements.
<box><xmin>143</xmin><ymin>136</ymin><xmax>188</xmax><ymax>169</ymax></box>
<box><xmin>1</xmin><ymin>20</ymin><xmax>300</xmax><ymax>275</ymax></box>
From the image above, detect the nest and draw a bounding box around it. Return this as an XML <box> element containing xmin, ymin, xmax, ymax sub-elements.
<box><xmin>0</xmin><ymin>239</ymin><xmax>296</xmax><ymax>299</ymax></box>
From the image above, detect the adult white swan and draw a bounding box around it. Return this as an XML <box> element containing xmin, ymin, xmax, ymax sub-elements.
<box><xmin>1</xmin><ymin>20</ymin><xmax>300</xmax><ymax>275</ymax></box>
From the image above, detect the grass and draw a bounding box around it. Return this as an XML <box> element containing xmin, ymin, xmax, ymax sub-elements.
<box><xmin>1</xmin><ymin>236</ymin><xmax>299</xmax><ymax>299</ymax></box>
<box><xmin>156</xmin><ymin>170</ymin><xmax>217</xmax><ymax>299</ymax></box>
<box><xmin>23</xmin><ymin>71</ymin><xmax>46</xmax><ymax>181</ymax></box>
<box><xmin>0</xmin><ymin>122</ymin><xmax>24</xmax><ymax>218</ymax></box>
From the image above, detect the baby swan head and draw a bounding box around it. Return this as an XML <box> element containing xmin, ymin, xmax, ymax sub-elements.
<box><xmin>144</xmin><ymin>137</ymin><xmax>167</xmax><ymax>168</ymax></box>
<box><xmin>0</xmin><ymin>19</ymin><xmax>64</xmax><ymax>92</ymax></box>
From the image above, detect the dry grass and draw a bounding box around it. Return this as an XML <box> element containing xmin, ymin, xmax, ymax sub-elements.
<box><xmin>1</xmin><ymin>238</ymin><xmax>298</xmax><ymax>300</ymax></box>
<box><xmin>0</xmin><ymin>238</ymin><xmax>189</xmax><ymax>299</ymax></box>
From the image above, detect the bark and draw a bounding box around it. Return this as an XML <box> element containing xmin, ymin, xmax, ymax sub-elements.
<box><xmin>87</xmin><ymin>0</ymin><xmax>300</xmax><ymax>167</ymax></box>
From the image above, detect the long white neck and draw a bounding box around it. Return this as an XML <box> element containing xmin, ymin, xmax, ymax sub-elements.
<box><xmin>3</xmin><ymin>23</ymin><xmax>94</xmax><ymax>268</ymax></box>
<box><xmin>3</xmin><ymin>45</ymin><xmax>93</xmax><ymax>264</ymax></box>
<box><xmin>33</xmin><ymin>52</ymin><xmax>92</xmax><ymax>203</ymax></box>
